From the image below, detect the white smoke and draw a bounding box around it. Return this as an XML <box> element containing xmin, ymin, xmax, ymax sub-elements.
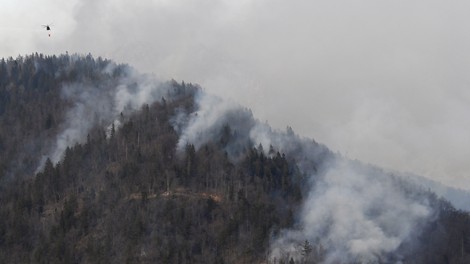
<box><xmin>114</xmin><ymin>70</ymin><xmax>168</xmax><ymax>114</ymax></box>
<box><xmin>4</xmin><ymin>0</ymin><xmax>470</xmax><ymax>191</ymax></box>
<box><xmin>172</xmin><ymin>90</ymin><xmax>255</xmax><ymax>156</ymax></box>
<box><xmin>172</xmin><ymin>91</ymin><xmax>435</xmax><ymax>263</ymax></box>
<box><xmin>48</xmin><ymin>81</ymin><xmax>114</xmax><ymax>164</ymax></box>
<box><xmin>171</xmin><ymin>90</ymin><xmax>326</xmax><ymax>164</ymax></box>
<box><xmin>31</xmin><ymin>59</ymin><xmax>440</xmax><ymax>261</ymax></box>
<box><xmin>37</xmin><ymin>63</ymin><xmax>170</xmax><ymax>171</ymax></box>
<box><xmin>174</xmin><ymin>92</ymin><xmax>234</xmax><ymax>151</ymax></box>
<box><xmin>269</xmin><ymin>159</ymin><xmax>433</xmax><ymax>263</ymax></box>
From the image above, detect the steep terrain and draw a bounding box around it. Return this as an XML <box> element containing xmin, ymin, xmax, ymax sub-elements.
<box><xmin>0</xmin><ymin>54</ymin><xmax>469</xmax><ymax>263</ymax></box>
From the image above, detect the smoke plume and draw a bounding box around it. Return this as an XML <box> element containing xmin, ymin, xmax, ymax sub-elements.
<box><xmin>171</xmin><ymin>90</ymin><xmax>256</xmax><ymax>159</ymax></box>
<box><xmin>269</xmin><ymin>159</ymin><xmax>433</xmax><ymax>263</ymax></box>
<box><xmin>172</xmin><ymin>91</ymin><xmax>435</xmax><ymax>263</ymax></box>
<box><xmin>30</xmin><ymin>58</ymin><xmax>442</xmax><ymax>262</ymax></box>
<box><xmin>37</xmin><ymin>62</ymin><xmax>171</xmax><ymax>171</ymax></box>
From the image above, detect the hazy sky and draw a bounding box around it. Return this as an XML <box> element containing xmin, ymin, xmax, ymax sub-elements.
<box><xmin>1</xmin><ymin>0</ymin><xmax>470</xmax><ymax>190</ymax></box>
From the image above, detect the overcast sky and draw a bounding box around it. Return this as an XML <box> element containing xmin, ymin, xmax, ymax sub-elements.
<box><xmin>1</xmin><ymin>0</ymin><xmax>470</xmax><ymax>190</ymax></box>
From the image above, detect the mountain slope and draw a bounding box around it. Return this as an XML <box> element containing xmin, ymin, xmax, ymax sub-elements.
<box><xmin>401</xmin><ymin>172</ymin><xmax>470</xmax><ymax>212</ymax></box>
<box><xmin>0</xmin><ymin>54</ymin><xmax>469</xmax><ymax>263</ymax></box>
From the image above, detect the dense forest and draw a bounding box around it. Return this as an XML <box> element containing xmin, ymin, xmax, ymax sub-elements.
<box><xmin>0</xmin><ymin>54</ymin><xmax>469</xmax><ymax>263</ymax></box>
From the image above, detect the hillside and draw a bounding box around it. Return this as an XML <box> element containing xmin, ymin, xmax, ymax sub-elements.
<box><xmin>0</xmin><ymin>54</ymin><xmax>469</xmax><ymax>263</ymax></box>
<box><xmin>399</xmin><ymin>173</ymin><xmax>470</xmax><ymax>212</ymax></box>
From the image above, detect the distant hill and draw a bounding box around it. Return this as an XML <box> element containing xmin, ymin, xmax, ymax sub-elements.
<box><xmin>0</xmin><ymin>53</ymin><xmax>468</xmax><ymax>263</ymax></box>
<box><xmin>399</xmin><ymin>172</ymin><xmax>470</xmax><ymax>212</ymax></box>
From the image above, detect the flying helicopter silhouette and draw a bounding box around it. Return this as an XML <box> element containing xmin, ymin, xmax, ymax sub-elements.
<box><xmin>42</xmin><ymin>23</ymin><xmax>53</xmax><ymax>37</ymax></box>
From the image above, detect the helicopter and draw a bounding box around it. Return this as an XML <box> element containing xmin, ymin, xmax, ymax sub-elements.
<box><xmin>42</xmin><ymin>24</ymin><xmax>52</xmax><ymax>37</ymax></box>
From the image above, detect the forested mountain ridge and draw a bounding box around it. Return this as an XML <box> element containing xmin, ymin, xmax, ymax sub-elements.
<box><xmin>0</xmin><ymin>54</ymin><xmax>469</xmax><ymax>263</ymax></box>
<box><xmin>0</xmin><ymin>53</ymin><xmax>124</xmax><ymax>180</ymax></box>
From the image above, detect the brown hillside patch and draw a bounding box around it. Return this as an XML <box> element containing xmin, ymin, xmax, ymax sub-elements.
<box><xmin>128</xmin><ymin>187</ymin><xmax>223</xmax><ymax>203</ymax></box>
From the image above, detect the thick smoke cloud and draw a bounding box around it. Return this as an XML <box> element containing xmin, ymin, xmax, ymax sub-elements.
<box><xmin>2</xmin><ymin>0</ymin><xmax>470</xmax><ymax>189</ymax></box>
<box><xmin>1</xmin><ymin>1</ymin><xmax>467</xmax><ymax>260</ymax></box>
<box><xmin>269</xmin><ymin>160</ymin><xmax>432</xmax><ymax>263</ymax></box>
